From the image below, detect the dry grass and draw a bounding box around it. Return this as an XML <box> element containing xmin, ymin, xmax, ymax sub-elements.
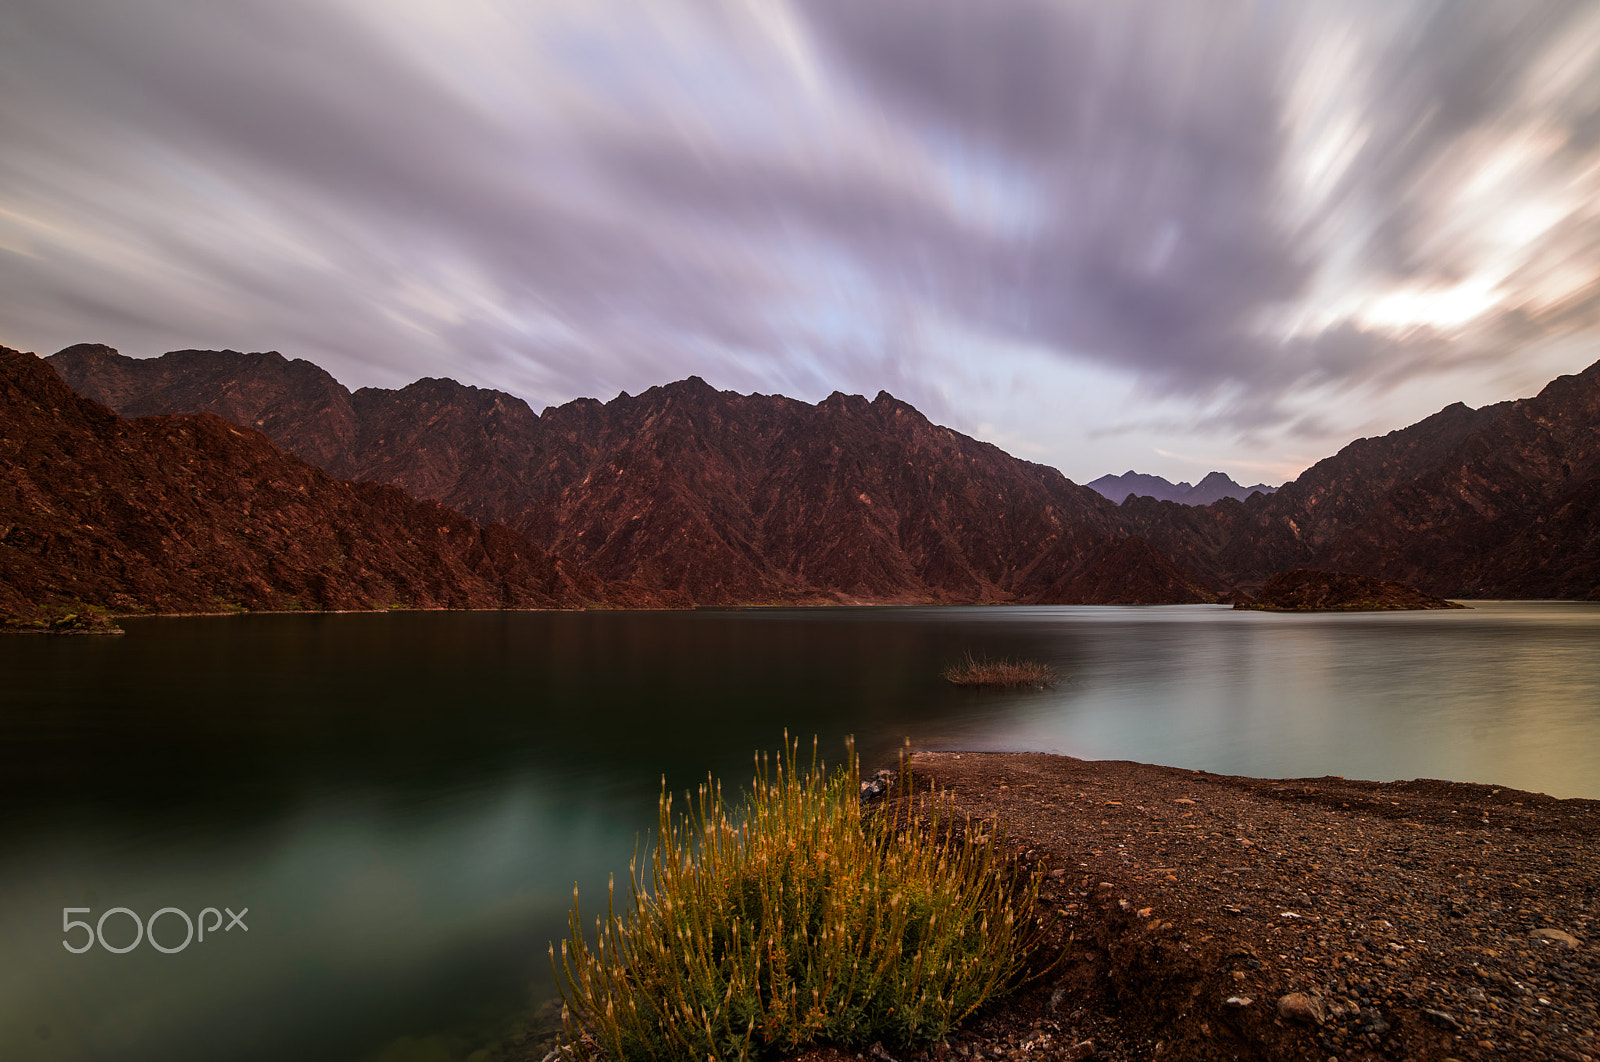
<box><xmin>941</xmin><ymin>652</ymin><xmax>1057</xmax><ymax>688</ymax></box>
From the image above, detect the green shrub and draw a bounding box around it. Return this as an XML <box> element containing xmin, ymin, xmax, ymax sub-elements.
<box><xmin>553</xmin><ymin>739</ymin><xmax>1048</xmax><ymax>1062</ymax></box>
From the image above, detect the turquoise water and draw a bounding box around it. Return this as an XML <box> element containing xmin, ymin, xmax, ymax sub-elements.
<box><xmin>1</xmin><ymin>603</ymin><xmax>1596</xmax><ymax>1060</ymax></box>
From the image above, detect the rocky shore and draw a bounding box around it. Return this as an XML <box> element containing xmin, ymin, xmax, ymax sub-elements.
<box><xmin>788</xmin><ymin>753</ymin><xmax>1597</xmax><ymax>1062</ymax></box>
<box><xmin>1236</xmin><ymin>570</ymin><xmax>1468</xmax><ymax>612</ymax></box>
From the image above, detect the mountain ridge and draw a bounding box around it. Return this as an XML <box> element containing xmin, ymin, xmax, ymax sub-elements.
<box><xmin>37</xmin><ymin>344</ymin><xmax>1220</xmax><ymax>609</ymax></box>
<box><xmin>1119</xmin><ymin>363</ymin><xmax>1600</xmax><ymax>599</ymax></box>
<box><xmin>40</xmin><ymin>343</ymin><xmax>1600</xmax><ymax>607</ymax></box>
<box><xmin>1086</xmin><ymin>469</ymin><xmax>1278</xmax><ymax>506</ymax></box>
<box><xmin>0</xmin><ymin>345</ymin><xmax>605</xmax><ymax>619</ymax></box>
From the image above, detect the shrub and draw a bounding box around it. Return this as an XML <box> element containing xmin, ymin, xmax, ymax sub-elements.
<box><xmin>553</xmin><ymin>739</ymin><xmax>1048</xmax><ymax>1062</ymax></box>
<box><xmin>941</xmin><ymin>652</ymin><xmax>1057</xmax><ymax>688</ymax></box>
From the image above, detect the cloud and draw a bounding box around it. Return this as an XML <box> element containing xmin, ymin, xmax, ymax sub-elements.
<box><xmin>796</xmin><ymin>0</ymin><xmax>1600</xmax><ymax>407</ymax></box>
<box><xmin>1</xmin><ymin>0</ymin><xmax>1598</xmax><ymax>481</ymax></box>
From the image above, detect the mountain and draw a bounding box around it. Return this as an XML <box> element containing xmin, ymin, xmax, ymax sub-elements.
<box><xmin>1182</xmin><ymin>471</ymin><xmax>1280</xmax><ymax>506</ymax></box>
<box><xmin>46</xmin><ymin>345</ymin><xmax>1217</xmax><ymax>606</ymax></box>
<box><xmin>1086</xmin><ymin>469</ymin><xmax>1278</xmax><ymax>505</ymax></box>
<box><xmin>53</xmin><ymin>342</ymin><xmax>1600</xmax><ymax>605</ymax></box>
<box><xmin>0</xmin><ymin>345</ymin><xmax>602</xmax><ymax>621</ymax></box>
<box><xmin>1120</xmin><ymin>360</ymin><xmax>1600</xmax><ymax>599</ymax></box>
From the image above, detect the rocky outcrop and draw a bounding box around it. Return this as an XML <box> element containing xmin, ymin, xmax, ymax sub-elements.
<box><xmin>48</xmin><ymin>347</ymin><xmax>1213</xmax><ymax>605</ymax></box>
<box><xmin>1234</xmin><ymin>569</ymin><xmax>1467</xmax><ymax>611</ymax></box>
<box><xmin>1</xmin><ymin>345</ymin><xmax>598</xmax><ymax>620</ymax></box>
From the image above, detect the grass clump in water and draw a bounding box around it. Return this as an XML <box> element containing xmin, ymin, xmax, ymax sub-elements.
<box><xmin>554</xmin><ymin>738</ymin><xmax>1048</xmax><ymax>1062</ymax></box>
<box><xmin>941</xmin><ymin>652</ymin><xmax>1057</xmax><ymax>688</ymax></box>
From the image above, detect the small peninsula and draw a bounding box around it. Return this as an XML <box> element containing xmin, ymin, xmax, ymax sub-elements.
<box><xmin>1236</xmin><ymin>569</ymin><xmax>1469</xmax><ymax>612</ymax></box>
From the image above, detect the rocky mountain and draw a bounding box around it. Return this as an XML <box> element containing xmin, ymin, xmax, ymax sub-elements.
<box><xmin>46</xmin><ymin>345</ymin><xmax>1216</xmax><ymax>606</ymax></box>
<box><xmin>0</xmin><ymin>345</ymin><xmax>600</xmax><ymax>621</ymax></box>
<box><xmin>1121</xmin><ymin>360</ymin><xmax>1600</xmax><ymax>599</ymax></box>
<box><xmin>49</xmin><ymin>342</ymin><xmax>1600</xmax><ymax>606</ymax></box>
<box><xmin>1086</xmin><ymin>469</ymin><xmax>1278</xmax><ymax>505</ymax></box>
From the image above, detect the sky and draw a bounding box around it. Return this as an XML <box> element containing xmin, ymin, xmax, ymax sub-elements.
<box><xmin>4</xmin><ymin>1</ymin><xmax>1600</xmax><ymax>485</ymax></box>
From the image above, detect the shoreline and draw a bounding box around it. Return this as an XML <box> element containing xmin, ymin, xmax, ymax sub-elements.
<box><xmin>18</xmin><ymin>597</ymin><xmax>1592</xmax><ymax>629</ymax></box>
<box><xmin>782</xmin><ymin>753</ymin><xmax>1597</xmax><ymax>1062</ymax></box>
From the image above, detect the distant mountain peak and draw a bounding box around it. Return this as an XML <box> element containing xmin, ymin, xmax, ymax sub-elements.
<box><xmin>1086</xmin><ymin>470</ymin><xmax>1278</xmax><ymax>506</ymax></box>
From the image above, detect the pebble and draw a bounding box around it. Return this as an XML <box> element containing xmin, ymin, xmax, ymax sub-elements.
<box><xmin>1531</xmin><ymin>927</ymin><xmax>1581</xmax><ymax>949</ymax></box>
<box><xmin>1277</xmin><ymin>992</ymin><xmax>1326</xmax><ymax>1024</ymax></box>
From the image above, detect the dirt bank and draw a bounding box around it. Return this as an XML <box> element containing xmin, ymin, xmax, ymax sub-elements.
<box><xmin>801</xmin><ymin>752</ymin><xmax>1598</xmax><ymax>1062</ymax></box>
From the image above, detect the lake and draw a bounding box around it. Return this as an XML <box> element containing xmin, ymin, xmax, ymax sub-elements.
<box><xmin>2</xmin><ymin>602</ymin><xmax>1597</xmax><ymax>1061</ymax></box>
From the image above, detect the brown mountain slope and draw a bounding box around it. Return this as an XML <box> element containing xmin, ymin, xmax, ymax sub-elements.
<box><xmin>1</xmin><ymin>345</ymin><xmax>595</xmax><ymax>619</ymax></box>
<box><xmin>1121</xmin><ymin>401</ymin><xmax>1504</xmax><ymax>587</ymax></box>
<box><xmin>1036</xmin><ymin>535</ymin><xmax>1218</xmax><ymax>605</ymax></box>
<box><xmin>1316</xmin><ymin>363</ymin><xmax>1600</xmax><ymax>598</ymax></box>
<box><xmin>49</xmin><ymin>344</ymin><xmax>555</xmax><ymax>525</ymax></box>
<box><xmin>1123</xmin><ymin>360</ymin><xmax>1600</xmax><ymax>599</ymax></box>
<box><xmin>51</xmin><ymin>343</ymin><xmax>364</xmax><ymax>477</ymax></box>
<box><xmin>48</xmin><ymin>347</ymin><xmax>1217</xmax><ymax>605</ymax></box>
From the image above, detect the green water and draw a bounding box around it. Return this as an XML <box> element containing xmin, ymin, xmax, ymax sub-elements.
<box><xmin>1</xmin><ymin>603</ymin><xmax>1596</xmax><ymax>1060</ymax></box>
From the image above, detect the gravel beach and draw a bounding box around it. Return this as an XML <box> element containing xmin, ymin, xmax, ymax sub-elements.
<box><xmin>797</xmin><ymin>752</ymin><xmax>1598</xmax><ymax>1062</ymax></box>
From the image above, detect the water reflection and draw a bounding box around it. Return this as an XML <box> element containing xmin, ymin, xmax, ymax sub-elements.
<box><xmin>0</xmin><ymin>602</ymin><xmax>1595</xmax><ymax>1060</ymax></box>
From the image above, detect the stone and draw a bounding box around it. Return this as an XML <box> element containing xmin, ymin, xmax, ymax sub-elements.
<box><xmin>1224</xmin><ymin>996</ymin><xmax>1254</xmax><ymax>1008</ymax></box>
<box><xmin>1530</xmin><ymin>928</ymin><xmax>1580</xmax><ymax>949</ymax></box>
<box><xmin>859</xmin><ymin>770</ymin><xmax>893</xmax><ymax>803</ymax></box>
<box><xmin>1278</xmin><ymin>992</ymin><xmax>1326</xmax><ymax>1024</ymax></box>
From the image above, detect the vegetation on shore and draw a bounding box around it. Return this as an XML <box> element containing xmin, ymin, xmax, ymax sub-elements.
<box><xmin>941</xmin><ymin>652</ymin><xmax>1057</xmax><ymax>688</ymax></box>
<box><xmin>554</xmin><ymin>739</ymin><xmax>1049</xmax><ymax>1062</ymax></box>
<box><xmin>1</xmin><ymin>600</ymin><xmax>124</xmax><ymax>634</ymax></box>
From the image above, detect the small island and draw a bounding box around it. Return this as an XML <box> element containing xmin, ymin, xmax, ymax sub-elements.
<box><xmin>1235</xmin><ymin>569</ymin><xmax>1469</xmax><ymax>612</ymax></box>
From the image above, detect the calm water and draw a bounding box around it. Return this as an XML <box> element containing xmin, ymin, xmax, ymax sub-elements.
<box><xmin>1</xmin><ymin>603</ymin><xmax>1596</xmax><ymax>1061</ymax></box>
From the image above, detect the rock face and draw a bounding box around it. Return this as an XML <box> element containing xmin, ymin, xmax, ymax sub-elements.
<box><xmin>46</xmin><ymin>343</ymin><xmax>1600</xmax><ymax>605</ymax></box>
<box><xmin>47</xmin><ymin>346</ymin><xmax>1217</xmax><ymax>606</ymax></box>
<box><xmin>1122</xmin><ymin>359</ymin><xmax>1600</xmax><ymax>600</ymax></box>
<box><xmin>1235</xmin><ymin>569</ymin><xmax>1468</xmax><ymax>612</ymax></box>
<box><xmin>1035</xmin><ymin>535</ymin><xmax>1217</xmax><ymax>605</ymax></box>
<box><xmin>1087</xmin><ymin>469</ymin><xmax>1278</xmax><ymax>506</ymax></box>
<box><xmin>1</xmin><ymin>345</ymin><xmax>596</xmax><ymax>619</ymax></box>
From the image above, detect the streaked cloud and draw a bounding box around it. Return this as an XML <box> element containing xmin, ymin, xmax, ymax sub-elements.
<box><xmin>2</xmin><ymin>0</ymin><xmax>1597</xmax><ymax>483</ymax></box>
